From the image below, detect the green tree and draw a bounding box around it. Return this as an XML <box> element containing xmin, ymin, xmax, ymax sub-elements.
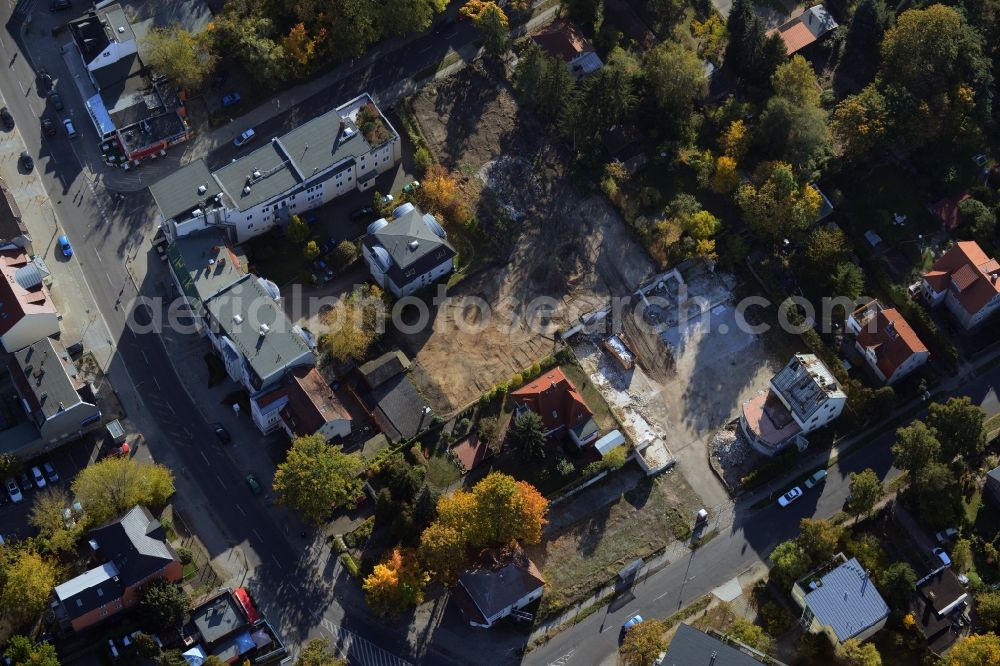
<box><xmin>143</xmin><ymin>24</ymin><xmax>218</xmax><ymax>91</ymax></box>
<box><xmin>561</xmin><ymin>51</ymin><xmax>637</xmax><ymax>158</ymax></box>
<box><xmin>798</xmin><ymin>518</ymin><xmax>842</xmax><ymax>565</ymax></box>
<box><xmin>835</xmin><ymin>638</ymin><xmax>882</xmax><ymax>666</ymax></box>
<box><xmin>475</xmin><ymin>2</ymin><xmax>509</xmax><ymax>57</ymax></box>
<box><xmin>838</xmin><ymin>0</ymin><xmax>887</xmax><ymax>86</ymax></box>
<box><xmin>303</xmin><ymin>240</ymin><xmax>320</xmax><ymax>260</ymax></box>
<box><xmin>770</xmin><ymin>540</ymin><xmax>811</xmax><ymax>589</ymax></box>
<box><xmin>958</xmin><ymin>199</ymin><xmax>998</xmax><ymax>251</ymax></box>
<box><xmin>71</xmin><ymin>458</ymin><xmax>175</xmax><ymax>525</ymax></box>
<box><xmin>915</xmin><ymin>462</ymin><xmax>962</xmax><ymax>528</ymax></box>
<box><xmin>725</xmin><ymin>0</ymin><xmax>765</xmax><ymax>80</ymax></box>
<box><xmin>213</xmin><ymin>13</ymin><xmax>288</xmax><ymax>87</ymax></box>
<box><xmin>514</xmin><ymin>43</ymin><xmax>574</xmax><ymax>122</ymax></box>
<box><xmin>508</xmin><ymin>411</ymin><xmax>548</xmax><ymax>462</ymax></box>
<box><xmin>891</xmin><ymin>420</ymin><xmax>941</xmax><ymax>484</ymax></box>
<box><xmin>295</xmin><ymin>637</ymin><xmax>347</xmax><ymax>666</ymax></box>
<box><xmin>3</xmin><ymin>635</ymin><xmax>60</xmax><ymax>666</ymax></box>
<box><xmin>29</xmin><ymin>486</ymin><xmax>84</xmax><ymax>553</ymax></box>
<box><xmin>831</xmin><ymin>85</ymin><xmax>890</xmax><ymax>159</ymax></box>
<box><xmin>831</xmin><ymin>263</ymin><xmax>865</xmax><ymax>300</ymax></box>
<box><xmin>287</xmin><ymin>215</ymin><xmax>309</xmax><ymax>243</ymax></box>
<box><xmin>139</xmin><ymin>579</ymin><xmax>189</xmax><ymax>630</ymax></box>
<box><xmin>0</xmin><ymin>547</ymin><xmax>58</xmax><ymax>625</ymax></box>
<box><xmin>977</xmin><ymin>592</ymin><xmax>1000</xmax><ymax>631</ymax></box>
<box><xmin>758</xmin><ymin>57</ymin><xmax>828</xmax><ymax>173</ymax></box>
<box><xmin>948</xmin><ymin>632</ymin><xmax>1000</xmax><ymax>664</ymax></box>
<box><xmin>378</xmin><ymin>0</ymin><xmax>441</xmax><ymax>37</ymax></box>
<box><xmin>727</xmin><ymin>618</ymin><xmax>771</xmax><ymax>651</ymax></box>
<box><xmin>804</xmin><ymin>226</ymin><xmax>848</xmax><ymax>275</ymax></box>
<box><xmin>620</xmin><ymin>618</ymin><xmax>667</xmax><ymax>666</ymax></box>
<box><xmin>878</xmin><ymin>562</ymin><xmax>916</xmax><ymax>609</ymax></box>
<box><xmin>643</xmin><ymin>40</ymin><xmax>706</xmax><ymax>140</ymax></box>
<box><xmin>331</xmin><ymin>240</ymin><xmax>359</xmax><ymax>268</ymax></box>
<box><xmin>928</xmin><ymin>396</ymin><xmax>986</xmax><ymax>463</ymax></box>
<box><xmin>953</xmin><ymin>538</ymin><xmax>973</xmax><ymax>573</ymax></box>
<box><xmin>274</xmin><ymin>434</ymin><xmax>364</xmax><ymax>525</ymax></box>
<box><xmin>772</xmin><ymin>56</ymin><xmax>821</xmax><ymax>107</ymax></box>
<box><xmin>561</xmin><ymin>0</ymin><xmax>603</xmax><ymax>29</ymax></box>
<box><xmin>0</xmin><ymin>452</ymin><xmax>20</xmax><ymax>479</ymax></box>
<box><xmin>846</xmin><ymin>469</ymin><xmax>884</xmax><ymax>521</ymax></box>
<box><xmin>735</xmin><ymin>162</ymin><xmax>821</xmax><ymax>242</ymax></box>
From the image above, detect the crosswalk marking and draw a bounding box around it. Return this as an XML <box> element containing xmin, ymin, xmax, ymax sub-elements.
<box><xmin>317</xmin><ymin>616</ymin><xmax>413</xmax><ymax>666</ymax></box>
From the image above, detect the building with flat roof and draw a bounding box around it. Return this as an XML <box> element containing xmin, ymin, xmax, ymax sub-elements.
<box><xmin>152</xmin><ymin>93</ymin><xmax>401</xmax><ymax>244</ymax></box>
<box><xmin>185</xmin><ymin>588</ymin><xmax>287</xmax><ymax>664</ymax></box>
<box><xmin>362</xmin><ymin>203</ymin><xmax>456</xmax><ymax>297</ymax></box>
<box><xmin>166</xmin><ymin>230</ymin><xmax>248</xmax><ymax>304</ymax></box>
<box><xmin>792</xmin><ymin>554</ymin><xmax>889</xmax><ymax>645</ymax></box>
<box><xmin>740</xmin><ymin>353</ymin><xmax>846</xmax><ymax>455</ymax></box>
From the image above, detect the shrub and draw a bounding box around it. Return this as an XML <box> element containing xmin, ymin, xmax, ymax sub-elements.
<box><xmin>331</xmin><ymin>240</ymin><xmax>359</xmax><ymax>268</ymax></box>
<box><xmin>413</xmin><ymin>146</ymin><xmax>434</xmax><ymax>175</ymax></box>
<box><xmin>759</xmin><ymin>601</ymin><xmax>795</xmax><ymax>636</ymax></box>
<box><xmin>510</xmin><ymin>373</ymin><xmax>524</xmax><ymax>389</ymax></box>
<box><xmin>583</xmin><ymin>446</ymin><xmax>628</xmax><ymax>475</ymax></box>
<box><xmin>741</xmin><ymin>449</ymin><xmax>798</xmax><ymax>489</ymax></box>
<box><xmin>556</xmin><ymin>458</ymin><xmax>575</xmax><ymax>477</ymax></box>
<box><xmin>456</xmin><ymin>418</ymin><xmax>471</xmax><ymax>434</ymax></box>
<box><xmin>177</xmin><ymin>547</ymin><xmax>193</xmax><ymax>565</ymax></box>
<box><xmin>339</xmin><ymin>553</ymin><xmax>361</xmax><ymax>577</ymax></box>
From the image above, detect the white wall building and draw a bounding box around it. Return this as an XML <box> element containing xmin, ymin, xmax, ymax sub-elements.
<box><xmin>847</xmin><ymin>300</ymin><xmax>929</xmax><ymax>385</ymax></box>
<box><xmin>922</xmin><ymin>241</ymin><xmax>1000</xmax><ymax>330</ymax></box>
<box><xmin>362</xmin><ymin>203</ymin><xmax>456</xmax><ymax>297</ymax></box>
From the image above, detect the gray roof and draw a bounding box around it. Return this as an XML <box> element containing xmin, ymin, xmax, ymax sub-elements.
<box><xmin>214</xmin><ymin>141</ymin><xmax>300</xmax><ymax>212</ymax></box>
<box><xmin>661</xmin><ymin>624</ymin><xmax>768</xmax><ymax>666</ymax></box>
<box><xmin>803</xmin><ymin>557</ymin><xmax>889</xmax><ymax>642</ymax></box>
<box><xmin>371</xmin><ymin>374</ymin><xmax>431</xmax><ymax>441</ymax></box>
<box><xmin>89</xmin><ymin>505</ymin><xmax>177</xmax><ymax>586</ymax></box>
<box><xmin>149</xmin><ymin>159</ymin><xmax>223</xmax><ymax>223</ymax></box>
<box><xmin>102</xmin><ymin>5</ymin><xmax>135</xmax><ymax>44</ymax></box>
<box><xmin>54</xmin><ymin>562</ymin><xmax>122</xmax><ymax>620</ymax></box>
<box><xmin>988</xmin><ymin>465</ymin><xmax>1000</xmax><ymax>483</ymax></box>
<box><xmin>207</xmin><ymin>275</ymin><xmax>313</xmax><ymax>384</ymax></box>
<box><xmin>191</xmin><ymin>590</ymin><xmax>247</xmax><ymax>647</ymax></box>
<box><xmin>359</xmin><ymin>350</ymin><xmax>410</xmax><ymax>390</ymax></box>
<box><xmin>278</xmin><ymin>115</ymin><xmax>371</xmax><ymax>183</ymax></box>
<box><xmin>458</xmin><ymin>561</ymin><xmax>545</xmax><ymax>619</ymax></box>
<box><xmin>168</xmin><ymin>231</ymin><xmax>247</xmax><ymax>303</ymax></box>
<box><xmin>14</xmin><ymin>338</ymin><xmax>85</xmax><ymax>420</ymax></box>
<box><xmin>364</xmin><ymin>207</ymin><xmax>456</xmax><ymax>287</ymax></box>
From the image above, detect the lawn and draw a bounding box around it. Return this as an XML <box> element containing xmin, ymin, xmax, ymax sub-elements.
<box><xmin>424</xmin><ymin>453</ymin><xmax>462</xmax><ymax>491</ymax></box>
<box><xmin>561</xmin><ymin>362</ymin><xmax>618</xmax><ymax>432</ymax></box>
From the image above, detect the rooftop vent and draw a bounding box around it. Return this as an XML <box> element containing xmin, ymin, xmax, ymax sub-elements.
<box><xmin>408</xmin><ymin>240</ymin><xmax>419</xmax><ymax>251</ymax></box>
<box><xmin>259</xmin><ymin>323</ymin><xmax>270</xmax><ymax>336</ymax></box>
<box><xmin>243</xmin><ymin>186</ymin><xmax>251</xmax><ymax>195</ymax></box>
<box><xmin>117</xmin><ymin>26</ymin><xmax>125</xmax><ymax>33</ymax></box>
<box><xmin>252</xmin><ymin>169</ymin><xmax>262</xmax><ymax>179</ymax></box>
<box><xmin>233</xmin><ymin>314</ymin><xmax>243</xmax><ymax>324</ymax></box>
<box><xmin>197</xmin><ymin>185</ymin><xmax>207</xmax><ymax>195</ymax></box>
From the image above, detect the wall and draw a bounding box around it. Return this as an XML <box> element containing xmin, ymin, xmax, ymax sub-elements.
<box><xmin>1</xmin><ymin>313</ymin><xmax>60</xmax><ymax>353</ymax></box>
<box><xmin>38</xmin><ymin>402</ymin><xmax>102</xmax><ymax>444</ymax></box>
<box><xmin>388</xmin><ymin>257</ymin><xmax>454</xmax><ymax>298</ymax></box>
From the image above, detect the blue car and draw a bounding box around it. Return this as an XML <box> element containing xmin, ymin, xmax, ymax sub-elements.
<box><xmin>221</xmin><ymin>92</ymin><xmax>241</xmax><ymax>107</ymax></box>
<box><xmin>58</xmin><ymin>235</ymin><xmax>73</xmax><ymax>257</ymax></box>
<box><xmin>622</xmin><ymin>614</ymin><xmax>644</xmax><ymax>632</ymax></box>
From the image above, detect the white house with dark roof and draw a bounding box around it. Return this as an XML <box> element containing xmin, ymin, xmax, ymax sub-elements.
<box><xmin>362</xmin><ymin>203</ymin><xmax>456</xmax><ymax>297</ymax></box>
<box><xmin>453</xmin><ymin>558</ymin><xmax>545</xmax><ymax>628</ymax></box>
<box><xmin>792</xmin><ymin>554</ymin><xmax>889</xmax><ymax>645</ymax></box>
<box><xmin>150</xmin><ymin>93</ymin><xmax>401</xmax><ymax>244</ymax></box>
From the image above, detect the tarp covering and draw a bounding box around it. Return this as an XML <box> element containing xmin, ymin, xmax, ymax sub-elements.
<box><xmin>85</xmin><ymin>94</ymin><xmax>117</xmax><ymax>136</ymax></box>
<box><xmin>181</xmin><ymin>646</ymin><xmax>207</xmax><ymax>666</ymax></box>
<box><xmin>251</xmin><ymin>628</ymin><xmax>273</xmax><ymax>649</ymax></box>
<box><xmin>234</xmin><ymin>631</ymin><xmax>255</xmax><ymax>655</ymax></box>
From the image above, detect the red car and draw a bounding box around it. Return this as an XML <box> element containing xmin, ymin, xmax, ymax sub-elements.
<box><xmin>108</xmin><ymin>442</ymin><xmax>131</xmax><ymax>458</ymax></box>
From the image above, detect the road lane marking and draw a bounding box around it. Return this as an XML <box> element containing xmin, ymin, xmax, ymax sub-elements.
<box><xmin>140</xmin><ymin>349</ymin><xmax>149</xmax><ymax>364</ymax></box>
<box><xmin>94</xmin><ymin>247</ymin><xmax>103</xmax><ymax>264</ymax></box>
<box><xmin>252</xmin><ymin>528</ymin><xmax>263</xmax><ymax>542</ymax></box>
<box><xmin>271</xmin><ymin>554</ymin><xmax>282</xmax><ymax>569</ymax></box>
<box><xmin>235</xmin><ymin>504</ymin><xmax>246</xmax><ymax>517</ymax></box>
<box><xmin>199</xmin><ymin>450</ymin><xmax>209</xmax><ymax>465</ymax></box>
<box><xmin>152</xmin><ymin>376</ymin><xmax>160</xmax><ymax>390</ymax></box>
<box><xmin>105</xmin><ymin>271</ymin><xmax>112</xmax><ymax>286</ymax></box>
<box><xmin>215</xmin><ymin>474</ymin><xmax>226</xmax><ymax>488</ymax></box>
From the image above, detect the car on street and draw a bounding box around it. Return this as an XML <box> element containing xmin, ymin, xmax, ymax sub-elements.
<box><xmin>935</xmin><ymin>527</ymin><xmax>958</xmax><ymax>544</ymax></box>
<box><xmin>403</xmin><ymin>180</ymin><xmax>421</xmax><ymax>193</ymax></box>
<box><xmin>803</xmin><ymin>469</ymin><xmax>828</xmax><ymax>489</ymax></box>
<box><xmin>43</xmin><ymin>462</ymin><xmax>59</xmax><ymax>484</ymax></box>
<box><xmin>221</xmin><ymin>92</ymin><xmax>241</xmax><ymax>107</ymax></box>
<box><xmin>933</xmin><ymin>547</ymin><xmax>952</xmax><ymax>567</ymax></box>
<box><xmin>380</xmin><ymin>193</ymin><xmax>394</xmax><ymax>205</ymax></box>
<box><xmin>41</xmin><ymin>116</ymin><xmax>56</xmax><ymax>136</ymax></box>
<box><xmin>62</xmin><ymin>118</ymin><xmax>77</xmax><ymax>138</ymax></box>
<box><xmin>37</xmin><ymin>69</ymin><xmax>52</xmax><ymax>87</ymax></box>
<box><xmin>19</xmin><ymin>151</ymin><xmax>33</xmax><ymax>171</ymax></box>
<box><xmin>0</xmin><ymin>107</ymin><xmax>13</xmax><ymax>129</ymax></box>
<box><xmin>31</xmin><ymin>466</ymin><xmax>46</xmax><ymax>489</ymax></box>
<box><xmin>108</xmin><ymin>442</ymin><xmax>131</xmax><ymax>458</ymax></box>
<box><xmin>58</xmin><ymin>235</ymin><xmax>73</xmax><ymax>257</ymax></box>
<box><xmin>5</xmin><ymin>479</ymin><xmax>21</xmax><ymax>503</ymax></box>
<box><xmin>350</xmin><ymin>206</ymin><xmax>374</xmax><ymax>221</ymax></box>
<box><xmin>234</xmin><ymin>128</ymin><xmax>256</xmax><ymax>147</ymax></box>
<box><xmin>622</xmin><ymin>614</ymin><xmax>644</xmax><ymax>634</ymax></box>
<box><xmin>211</xmin><ymin>423</ymin><xmax>231</xmax><ymax>444</ymax></box>
<box><xmin>49</xmin><ymin>91</ymin><xmax>63</xmax><ymax>111</ymax></box>
<box><xmin>245</xmin><ymin>473</ymin><xmax>262</xmax><ymax>495</ymax></box>
<box><xmin>777</xmin><ymin>486</ymin><xmax>803</xmax><ymax>507</ymax></box>
<box><xmin>49</xmin><ymin>0</ymin><xmax>71</xmax><ymax>11</ymax></box>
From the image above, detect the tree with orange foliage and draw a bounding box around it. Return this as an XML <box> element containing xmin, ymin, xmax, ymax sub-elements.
<box><xmin>414</xmin><ymin>165</ymin><xmax>469</xmax><ymax>228</ymax></box>
<box><xmin>283</xmin><ymin>23</ymin><xmax>318</xmax><ymax>69</ymax></box>
<box><xmin>362</xmin><ymin>548</ymin><xmax>428</xmax><ymax>616</ymax></box>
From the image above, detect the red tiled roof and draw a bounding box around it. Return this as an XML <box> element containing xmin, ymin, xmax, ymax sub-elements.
<box><xmin>929</xmin><ymin>192</ymin><xmax>971</xmax><ymax>230</ymax></box>
<box><xmin>530</xmin><ymin>19</ymin><xmax>593</xmax><ymax>61</ymax></box>
<box><xmin>510</xmin><ymin>367</ymin><xmax>593</xmax><ymax>435</ymax></box>
<box><xmin>777</xmin><ymin>22</ymin><xmax>816</xmax><ymax>54</ymax></box>
<box><xmin>854</xmin><ymin>304</ymin><xmax>928</xmax><ymax>380</ymax></box>
<box><xmin>279</xmin><ymin>367</ymin><xmax>351</xmax><ymax>437</ymax></box>
<box><xmin>924</xmin><ymin>241</ymin><xmax>1000</xmax><ymax>315</ymax></box>
<box><xmin>0</xmin><ymin>249</ymin><xmax>56</xmax><ymax>336</ymax></box>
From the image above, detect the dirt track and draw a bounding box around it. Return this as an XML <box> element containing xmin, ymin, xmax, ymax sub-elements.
<box><xmin>405</xmin><ymin>63</ymin><xmax>655</xmax><ymax>414</ymax></box>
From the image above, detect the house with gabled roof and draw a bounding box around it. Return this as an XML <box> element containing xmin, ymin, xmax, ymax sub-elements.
<box><xmin>772</xmin><ymin>5</ymin><xmax>839</xmax><ymax>55</ymax></box>
<box><xmin>510</xmin><ymin>367</ymin><xmax>599</xmax><ymax>448</ymax></box>
<box><xmin>530</xmin><ymin>19</ymin><xmax>603</xmax><ymax>78</ymax></box>
<box><xmin>847</xmin><ymin>300</ymin><xmax>929</xmax><ymax>385</ymax></box>
<box><xmin>453</xmin><ymin>552</ymin><xmax>545</xmax><ymax>628</ymax></box>
<box><xmin>791</xmin><ymin>554</ymin><xmax>889</xmax><ymax>645</ymax></box>
<box><xmin>922</xmin><ymin>241</ymin><xmax>1000</xmax><ymax>329</ymax></box>
<box><xmin>249</xmin><ymin>366</ymin><xmax>351</xmax><ymax>440</ymax></box>
<box><xmin>910</xmin><ymin>567</ymin><xmax>970</xmax><ymax>655</ymax></box>
<box><xmin>362</xmin><ymin>203</ymin><xmax>456</xmax><ymax>297</ymax></box>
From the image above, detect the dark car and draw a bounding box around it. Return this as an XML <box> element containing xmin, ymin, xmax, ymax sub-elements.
<box><xmin>41</xmin><ymin>116</ymin><xmax>56</xmax><ymax>136</ymax></box>
<box><xmin>20</xmin><ymin>152</ymin><xmax>33</xmax><ymax>171</ymax></box>
<box><xmin>0</xmin><ymin>107</ymin><xmax>13</xmax><ymax>130</ymax></box>
<box><xmin>221</xmin><ymin>92</ymin><xmax>241</xmax><ymax>107</ymax></box>
<box><xmin>49</xmin><ymin>0</ymin><xmax>71</xmax><ymax>10</ymax></box>
<box><xmin>37</xmin><ymin>69</ymin><xmax>52</xmax><ymax>87</ymax></box>
<box><xmin>211</xmin><ymin>423</ymin><xmax>231</xmax><ymax>444</ymax></box>
<box><xmin>18</xmin><ymin>472</ymin><xmax>32</xmax><ymax>493</ymax></box>
<box><xmin>66</xmin><ymin>341</ymin><xmax>84</xmax><ymax>357</ymax></box>
<box><xmin>349</xmin><ymin>206</ymin><xmax>374</xmax><ymax>221</ymax></box>
<box><xmin>49</xmin><ymin>91</ymin><xmax>63</xmax><ymax>111</ymax></box>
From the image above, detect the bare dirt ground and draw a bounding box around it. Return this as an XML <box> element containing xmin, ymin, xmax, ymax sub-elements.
<box><xmin>405</xmin><ymin>63</ymin><xmax>655</xmax><ymax>414</ymax></box>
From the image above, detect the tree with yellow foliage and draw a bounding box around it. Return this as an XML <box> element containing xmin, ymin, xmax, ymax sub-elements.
<box><xmin>719</xmin><ymin>120</ymin><xmax>749</xmax><ymax>161</ymax></box>
<box><xmin>711</xmin><ymin>155</ymin><xmax>739</xmax><ymax>194</ymax></box>
<box><xmin>735</xmin><ymin>162</ymin><xmax>820</xmax><ymax>242</ymax></box>
<box><xmin>0</xmin><ymin>546</ymin><xmax>58</xmax><ymax>625</ymax></box>
<box><xmin>414</xmin><ymin>165</ymin><xmax>469</xmax><ymax>228</ymax></box>
<box><xmin>320</xmin><ymin>284</ymin><xmax>386</xmax><ymax>364</ymax></box>
<box><xmin>283</xmin><ymin>23</ymin><xmax>319</xmax><ymax>71</ymax></box>
<box><xmin>362</xmin><ymin>548</ymin><xmax>428</xmax><ymax>616</ymax></box>
<box><xmin>417</xmin><ymin>522</ymin><xmax>466</xmax><ymax>584</ymax></box>
<box><xmin>831</xmin><ymin>86</ymin><xmax>889</xmax><ymax>159</ymax></box>
<box><xmin>948</xmin><ymin>633</ymin><xmax>1000</xmax><ymax>665</ymax></box>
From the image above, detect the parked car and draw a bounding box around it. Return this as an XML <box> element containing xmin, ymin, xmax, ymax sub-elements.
<box><xmin>62</xmin><ymin>118</ymin><xmax>77</xmax><ymax>138</ymax></box>
<box><xmin>211</xmin><ymin>423</ymin><xmax>231</xmax><ymax>444</ymax></box>
<box><xmin>43</xmin><ymin>462</ymin><xmax>59</xmax><ymax>484</ymax></box>
<box><xmin>803</xmin><ymin>469</ymin><xmax>828</xmax><ymax>489</ymax></box>
<box><xmin>58</xmin><ymin>235</ymin><xmax>73</xmax><ymax>257</ymax></box>
<box><xmin>5</xmin><ymin>479</ymin><xmax>22</xmax><ymax>503</ymax></box>
<box><xmin>0</xmin><ymin>107</ymin><xmax>13</xmax><ymax>129</ymax></box>
<box><xmin>402</xmin><ymin>180</ymin><xmax>421</xmax><ymax>194</ymax></box>
<box><xmin>221</xmin><ymin>92</ymin><xmax>241</xmax><ymax>107</ymax></box>
<box><xmin>66</xmin><ymin>341</ymin><xmax>84</xmax><ymax>357</ymax></box>
<box><xmin>49</xmin><ymin>91</ymin><xmax>63</xmax><ymax>111</ymax></box>
<box><xmin>108</xmin><ymin>442</ymin><xmax>131</xmax><ymax>458</ymax></box>
<box><xmin>18</xmin><ymin>472</ymin><xmax>32</xmax><ymax>493</ymax></box>
<box><xmin>20</xmin><ymin>151</ymin><xmax>33</xmax><ymax>172</ymax></box>
<box><xmin>245</xmin><ymin>473</ymin><xmax>262</xmax><ymax>495</ymax></box>
<box><xmin>350</xmin><ymin>206</ymin><xmax>374</xmax><ymax>221</ymax></box>
<box><xmin>41</xmin><ymin>116</ymin><xmax>56</xmax><ymax>136</ymax></box>
<box><xmin>933</xmin><ymin>547</ymin><xmax>952</xmax><ymax>567</ymax></box>
<box><xmin>935</xmin><ymin>527</ymin><xmax>958</xmax><ymax>544</ymax></box>
<box><xmin>778</xmin><ymin>486</ymin><xmax>803</xmax><ymax>507</ymax></box>
<box><xmin>37</xmin><ymin>69</ymin><xmax>52</xmax><ymax>87</ymax></box>
<box><xmin>379</xmin><ymin>193</ymin><xmax>394</xmax><ymax>205</ymax></box>
<box><xmin>31</xmin><ymin>466</ymin><xmax>46</xmax><ymax>489</ymax></box>
<box><xmin>234</xmin><ymin>128</ymin><xmax>256</xmax><ymax>147</ymax></box>
<box><xmin>50</xmin><ymin>0</ymin><xmax>72</xmax><ymax>11</ymax></box>
<box><xmin>622</xmin><ymin>614</ymin><xmax>644</xmax><ymax>634</ymax></box>
<box><xmin>107</xmin><ymin>639</ymin><xmax>119</xmax><ymax>659</ymax></box>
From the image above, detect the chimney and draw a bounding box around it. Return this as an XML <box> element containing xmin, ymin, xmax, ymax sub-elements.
<box><xmin>259</xmin><ymin>323</ymin><xmax>270</xmax><ymax>336</ymax></box>
<box><xmin>337</xmin><ymin>121</ymin><xmax>345</xmax><ymax>144</ymax></box>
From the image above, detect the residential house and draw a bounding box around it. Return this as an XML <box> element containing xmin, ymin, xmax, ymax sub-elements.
<box><xmin>922</xmin><ymin>241</ymin><xmax>1000</xmax><ymax>330</ymax></box>
<box><xmin>7</xmin><ymin>337</ymin><xmax>101</xmax><ymax>456</ymax></box>
<box><xmin>453</xmin><ymin>556</ymin><xmax>545</xmax><ymax>628</ymax></box>
<box><xmin>772</xmin><ymin>5</ymin><xmax>839</xmax><ymax>55</ymax></box>
<box><xmin>54</xmin><ymin>506</ymin><xmax>182</xmax><ymax>632</ymax></box>
<box><xmin>362</xmin><ymin>203</ymin><xmax>456</xmax><ymax>298</ymax></box>
<box><xmin>792</xmin><ymin>554</ymin><xmax>889</xmax><ymax>645</ymax></box>
<box><xmin>847</xmin><ymin>300</ymin><xmax>929</xmax><ymax>385</ymax></box>
<box><xmin>910</xmin><ymin>567</ymin><xmax>971</xmax><ymax>655</ymax></box>
<box><xmin>0</xmin><ymin>178</ymin><xmax>32</xmax><ymax>254</ymax></box>
<box><xmin>530</xmin><ymin>19</ymin><xmax>603</xmax><ymax>77</ymax></box>
<box><xmin>152</xmin><ymin>94</ymin><xmax>401</xmax><ymax>244</ymax></box>
<box><xmin>986</xmin><ymin>465</ymin><xmax>1000</xmax><ymax>508</ymax></box>
<box><xmin>739</xmin><ymin>353</ymin><xmax>846</xmax><ymax>456</ymax></box>
<box><xmin>184</xmin><ymin>588</ymin><xmax>287</xmax><ymax>664</ymax></box>
<box><xmin>510</xmin><ymin>367</ymin><xmax>600</xmax><ymax>448</ymax></box>
<box><xmin>0</xmin><ymin>249</ymin><xmax>58</xmax><ymax>352</ymax></box>
<box><xmin>660</xmin><ymin>624</ymin><xmax>787</xmax><ymax>666</ymax></box>
<box><xmin>250</xmin><ymin>366</ymin><xmax>351</xmax><ymax>440</ymax></box>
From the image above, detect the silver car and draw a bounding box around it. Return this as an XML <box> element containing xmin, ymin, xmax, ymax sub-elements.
<box><xmin>6</xmin><ymin>478</ymin><xmax>22</xmax><ymax>503</ymax></box>
<box><xmin>778</xmin><ymin>486</ymin><xmax>803</xmax><ymax>507</ymax></box>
